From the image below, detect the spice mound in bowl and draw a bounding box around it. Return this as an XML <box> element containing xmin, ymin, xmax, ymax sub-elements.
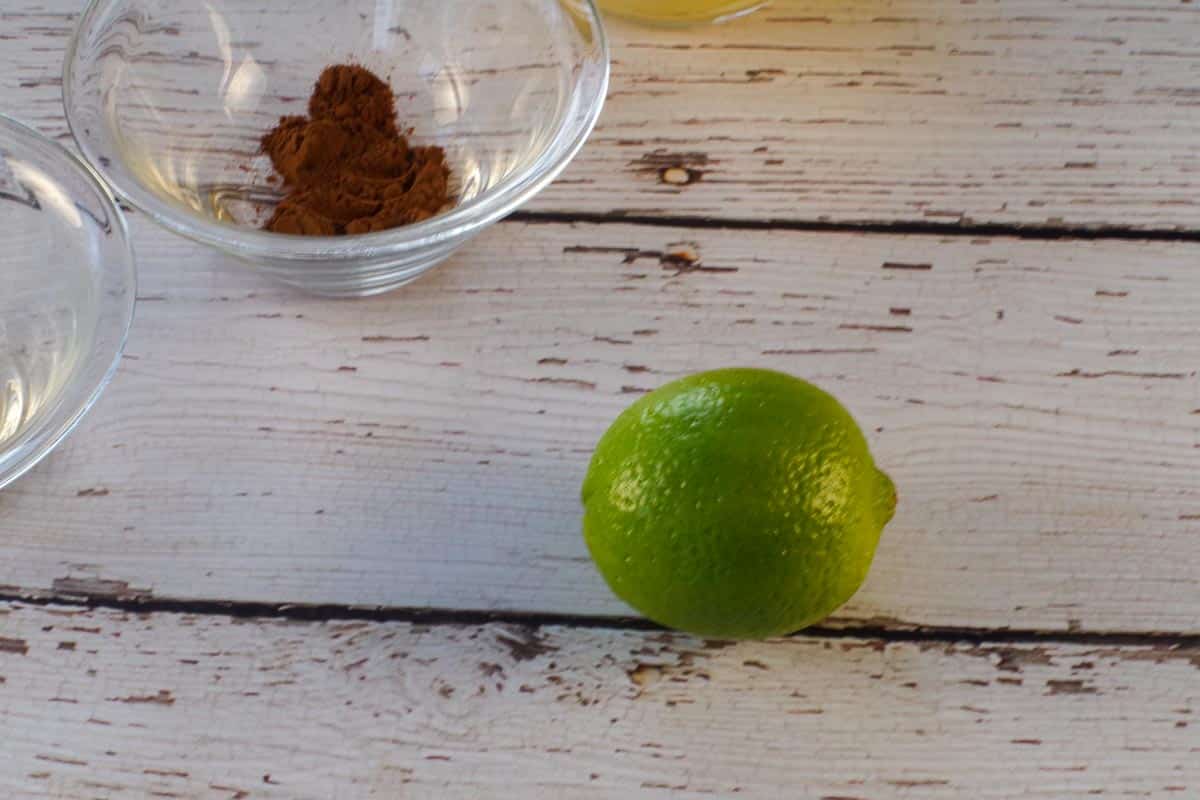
<box><xmin>262</xmin><ymin>65</ymin><xmax>451</xmax><ymax>237</ymax></box>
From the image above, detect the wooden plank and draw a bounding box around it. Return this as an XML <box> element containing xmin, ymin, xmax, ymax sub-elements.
<box><xmin>1</xmin><ymin>219</ymin><xmax>1199</xmax><ymax>632</ymax></box>
<box><xmin>0</xmin><ymin>601</ymin><xmax>1196</xmax><ymax>799</ymax></box>
<box><xmin>5</xmin><ymin>1</ymin><xmax>1200</xmax><ymax>228</ymax></box>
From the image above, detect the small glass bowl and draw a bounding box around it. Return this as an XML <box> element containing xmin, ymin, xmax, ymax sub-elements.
<box><xmin>0</xmin><ymin>114</ymin><xmax>136</xmax><ymax>490</ymax></box>
<box><xmin>65</xmin><ymin>0</ymin><xmax>609</xmax><ymax>297</ymax></box>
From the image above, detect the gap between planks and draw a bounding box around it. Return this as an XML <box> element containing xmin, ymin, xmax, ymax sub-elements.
<box><xmin>3</xmin><ymin>592</ymin><xmax>1198</xmax><ymax>650</ymax></box>
<box><xmin>511</xmin><ymin>210</ymin><xmax>1200</xmax><ymax>242</ymax></box>
<box><xmin>97</xmin><ymin>197</ymin><xmax>1200</xmax><ymax>244</ymax></box>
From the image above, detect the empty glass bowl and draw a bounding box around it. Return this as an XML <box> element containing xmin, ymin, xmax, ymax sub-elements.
<box><xmin>0</xmin><ymin>115</ymin><xmax>136</xmax><ymax>490</ymax></box>
<box><xmin>65</xmin><ymin>0</ymin><xmax>609</xmax><ymax>296</ymax></box>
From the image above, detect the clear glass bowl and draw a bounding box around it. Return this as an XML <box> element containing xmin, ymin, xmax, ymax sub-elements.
<box><xmin>65</xmin><ymin>0</ymin><xmax>609</xmax><ymax>297</ymax></box>
<box><xmin>0</xmin><ymin>114</ymin><xmax>136</xmax><ymax>490</ymax></box>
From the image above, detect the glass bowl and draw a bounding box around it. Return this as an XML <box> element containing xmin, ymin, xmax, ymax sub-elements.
<box><xmin>0</xmin><ymin>115</ymin><xmax>136</xmax><ymax>490</ymax></box>
<box><xmin>65</xmin><ymin>0</ymin><xmax>609</xmax><ymax>297</ymax></box>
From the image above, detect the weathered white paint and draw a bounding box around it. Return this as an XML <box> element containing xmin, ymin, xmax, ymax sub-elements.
<box><xmin>0</xmin><ymin>219</ymin><xmax>1197</xmax><ymax>632</ymax></box>
<box><xmin>1</xmin><ymin>8</ymin><xmax>1198</xmax><ymax>794</ymax></box>
<box><xmin>3</xmin><ymin>1</ymin><xmax>1200</xmax><ymax>227</ymax></box>
<box><xmin>0</xmin><ymin>602</ymin><xmax>1196</xmax><ymax>799</ymax></box>
<box><xmin>1</xmin><ymin>0</ymin><xmax>1199</xmax><ymax>631</ymax></box>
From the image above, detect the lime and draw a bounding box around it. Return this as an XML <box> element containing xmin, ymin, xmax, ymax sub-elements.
<box><xmin>581</xmin><ymin>368</ymin><xmax>895</xmax><ymax>639</ymax></box>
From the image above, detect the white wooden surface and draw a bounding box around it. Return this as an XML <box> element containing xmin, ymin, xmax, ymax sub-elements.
<box><xmin>5</xmin><ymin>1</ymin><xmax>1200</xmax><ymax>227</ymax></box>
<box><xmin>2</xmin><ymin>220</ymin><xmax>1199</xmax><ymax>632</ymax></box>
<box><xmin>2</xmin><ymin>601</ymin><xmax>1197</xmax><ymax>800</ymax></box>
<box><xmin>4</xmin><ymin>1</ymin><xmax>1200</xmax><ymax>797</ymax></box>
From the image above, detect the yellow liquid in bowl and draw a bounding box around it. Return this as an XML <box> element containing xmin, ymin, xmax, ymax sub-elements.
<box><xmin>597</xmin><ymin>0</ymin><xmax>764</xmax><ymax>24</ymax></box>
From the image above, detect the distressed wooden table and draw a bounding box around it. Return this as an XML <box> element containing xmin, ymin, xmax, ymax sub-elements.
<box><xmin>3</xmin><ymin>2</ymin><xmax>1200</xmax><ymax>798</ymax></box>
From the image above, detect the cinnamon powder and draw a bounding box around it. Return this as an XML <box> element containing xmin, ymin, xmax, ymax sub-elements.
<box><xmin>261</xmin><ymin>65</ymin><xmax>451</xmax><ymax>236</ymax></box>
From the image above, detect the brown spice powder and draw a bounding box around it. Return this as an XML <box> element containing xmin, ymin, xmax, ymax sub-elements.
<box><xmin>261</xmin><ymin>64</ymin><xmax>451</xmax><ymax>236</ymax></box>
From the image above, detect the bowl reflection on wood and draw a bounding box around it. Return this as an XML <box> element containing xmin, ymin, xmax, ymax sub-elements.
<box><xmin>65</xmin><ymin>0</ymin><xmax>609</xmax><ymax>296</ymax></box>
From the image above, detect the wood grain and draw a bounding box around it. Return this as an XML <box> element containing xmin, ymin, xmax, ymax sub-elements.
<box><xmin>0</xmin><ymin>601</ymin><xmax>1196</xmax><ymax>799</ymax></box>
<box><xmin>3</xmin><ymin>6</ymin><xmax>1197</xmax><ymax>797</ymax></box>
<box><xmin>1</xmin><ymin>218</ymin><xmax>1198</xmax><ymax>633</ymax></box>
<box><xmin>5</xmin><ymin>0</ymin><xmax>1200</xmax><ymax>228</ymax></box>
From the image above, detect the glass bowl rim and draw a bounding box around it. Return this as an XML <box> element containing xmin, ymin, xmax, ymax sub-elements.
<box><xmin>0</xmin><ymin>113</ymin><xmax>137</xmax><ymax>491</ymax></box>
<box><xmin>62</xmin><ymin>0</ymin><xmax>611</xmax><ymax>263</ymax></box>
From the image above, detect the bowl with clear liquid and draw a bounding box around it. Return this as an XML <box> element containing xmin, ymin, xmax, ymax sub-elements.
<box><xmin>64</xmin><ymin>0</ymin><xmax>609</xmax><ymax>297</ymax></box>
<box><xmin>598</xmin><ymin>0</ymin><xmax>764</xmax><ymax>25</ymax></box>
<box><xmin>0</xmin><ymin>115</ymin><xmax>135</xmax><ymax>490</ymax></box>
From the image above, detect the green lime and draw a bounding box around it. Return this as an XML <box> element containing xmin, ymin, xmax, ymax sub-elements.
<box><xmin>581</xmin><ymin>368</ymin><xmax>895</xmax><ymax>640</ymax></box>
